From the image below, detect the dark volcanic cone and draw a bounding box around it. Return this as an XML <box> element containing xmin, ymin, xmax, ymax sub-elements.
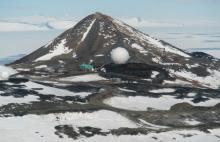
<box><xmin>9</xmin><ymin>12</ymin><xmax>220</xmax><ymax>88</ymax></box>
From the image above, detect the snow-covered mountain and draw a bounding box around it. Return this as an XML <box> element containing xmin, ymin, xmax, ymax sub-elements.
<box><xmin>10</xmin><ymin>12</ymin><xmax>220</xmax><ymax>89</ymax></box>
<box><xmin>1</xmin><ymin>12</ymin><xmax>220</xmax><ymax>142</ymax></box>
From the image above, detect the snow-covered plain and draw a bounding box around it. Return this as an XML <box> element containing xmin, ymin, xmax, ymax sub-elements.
<box><xmin>0</xmin><ymin>111</ymin><xmax>219</xmax><ymax>142</ymax></box>
<box><xmin>59</xmin><ymin>74</ymin><xmax>107</xmax><ymax>82</ymax></box>
<box><xmin>104</xmin><ymin>95</ymin><xmax>220</xmax><ymax>111</ymax></box>
<box><xmin>0</xmin><ymin>110</ymin><xmax>138</xmax><ymax>142</ymax></box>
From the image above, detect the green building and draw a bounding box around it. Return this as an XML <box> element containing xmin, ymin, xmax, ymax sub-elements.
<box><xmin>79</xmin><ymin>64</ymin><xmax>94</xmax><ymax>71</ymax></box>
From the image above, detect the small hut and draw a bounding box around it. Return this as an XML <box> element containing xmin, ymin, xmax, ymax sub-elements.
<box><xmin>79</xmin><ymin>64</ymin><xmax>94</xmax><ymax>71</ymax></box>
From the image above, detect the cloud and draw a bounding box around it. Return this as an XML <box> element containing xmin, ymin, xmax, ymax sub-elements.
<box><xmin>120</xmin><ymin>17</ymin><xmax>182</xmax><ymax>28</ymax></box>
<box><xmin>0</xmin><ymin>21</ymin><xmax>48</xmax><ymax>32</ymax></box>
<box><xmin>0</xmin><ymin>15</ymin><xmax>219</xmax><ymax>32</ymax></box>
<box><xmin>0</xmin><ymin>16</ymin><xmax>77</xmax><ymax>32</ymax></box>
<box><xmin>120</xmin><ymin>17</ymin><xmax>220</xmax><ymax>28</ymax></box>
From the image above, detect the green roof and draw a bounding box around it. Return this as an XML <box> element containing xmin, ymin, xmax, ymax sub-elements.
<box><xmin>80</xmin><ymin>64</ymin><xmax>94</xmax><ymax>70</ymax></box>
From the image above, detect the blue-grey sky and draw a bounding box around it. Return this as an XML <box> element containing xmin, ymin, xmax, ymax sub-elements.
<box><xmin>0</xmin><ymin>0</ymin><xmax>220</xmax><ymax>21</ymax></box>
<box><xmin>0</xmin><ymin>0</ymin><xmax>220</xmax><ymax>59</ymax></box>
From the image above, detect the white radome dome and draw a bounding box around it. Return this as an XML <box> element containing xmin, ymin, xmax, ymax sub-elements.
<box><xmin>0</xmin><ymin>65</ymin><xmax>17</xmax><ymax>80</ymax></box>
<box><xmin>111</xmin><ymin>47</ymin><xmax>130</xmax><ymax>64</ymax></box>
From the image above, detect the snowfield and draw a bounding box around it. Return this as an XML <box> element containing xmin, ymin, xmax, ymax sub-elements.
<box><xmin>0</xmin><ymin>110</ymin><xmax>138</xmax><ymax>142</ymax></box>
<box><xmin>59</xmin><ymin>74</ymin><xmax>107</xmax><ymax>82</ymax></box>
<box><xmin>104</xmin><ymin>95</ymin><xmax>220</xmax><ymax>111</ymax></box>
<box><xmin>22</xmin><ymin>81</ymin><xmax>92</xmax><ymax>98</ymax></box>
<box><xmin>0</xmin><ymin>111</ymin><xmax>219</xmax><ymax>142</ymax></box>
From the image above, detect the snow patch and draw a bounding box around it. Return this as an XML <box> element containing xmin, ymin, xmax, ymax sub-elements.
<box><xmin>35</xmin><ymin>65</ymin><xmax>47</xmax><ymax>69</ymax></box>
<box><xmin>23</xmin><ymin>81</ymin><xmax>92</xmax><ymax>98</ymax></box>
<box><xmin>131</xmin><ymin>43</ymin><xmax>148</xmax><ymax>54</ymax></box>
<box><xmin>35</xmin><ymin>39</ymin><xmax>72</xmax><ymax>61</ymax></box>
<box><xmin>59</xmin><ymin>74</ymin><xmax>107</xmax><ymax>82</ymax></box>
<box><xmin>118</xmin><ymin>87</ymin><xmax>136</xmax><ymax>93</ymax></box>
<box><xmin>184</xmin><ymin>118</ymin><xmax>201</xmax><ymax>126</ymax></box>
<box><xmin>151</xmin><ymin>71</ymin><xmax>159</xmax><ymax>78</ymax></box>
<box><xmin>149</xmin><ymin>88</ymin><xmax>175</xmax><ymax>93</ymax></box>
<box><xmin>95</xmin><ymin>54</ymin><xmax>104</xmax><ymax>57</ymax></box>
<box><xmin>139</xmin><ymin>119</ymin><xmax>169</xmax><ymax>130</ymax></box>
<box><xmin>170</xmin><ymin>69</ymin><xmax>220</xmax><ymax>89</ymax></box>
<box><xmin>0</xmin><ymin>95</ymin><xmax>39</xmax><ymax>106</ymax></box>
<box><xmin>80</xmin><ymin>19</ymin><xmax>96</xmax><ymax>42</ymax></box>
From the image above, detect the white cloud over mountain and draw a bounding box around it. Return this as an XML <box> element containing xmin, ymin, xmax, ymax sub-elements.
<box><xmin>0</xmin><ymin>15</ymin><xmax>77</xmax><ymax>32</ymax></box>
<box><xmin>0</xmin><ymin>15</ymin><xmax>219</xmax><ymax>32</ymax></box>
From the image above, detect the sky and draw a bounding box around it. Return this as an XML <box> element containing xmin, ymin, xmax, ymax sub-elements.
<box><xmin>0</xmin><ymin>0</ymin><xmax>220</xmax><ymax>23</ymax></box>
<box><xmin>0</xmin><ymin>0</ymin><xmax>220</xmax><ymax>59</ymax></box>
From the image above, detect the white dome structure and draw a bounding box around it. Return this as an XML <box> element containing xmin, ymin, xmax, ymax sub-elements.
<box><xmin>0</xmin><ymin>65</ymin><xmax>17</xmax><ymax>80</ymax></box>
<box><xmin>111</xmin><ymin>47</ymin><xmax>130</xmax><ymax>64</ymax></box>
